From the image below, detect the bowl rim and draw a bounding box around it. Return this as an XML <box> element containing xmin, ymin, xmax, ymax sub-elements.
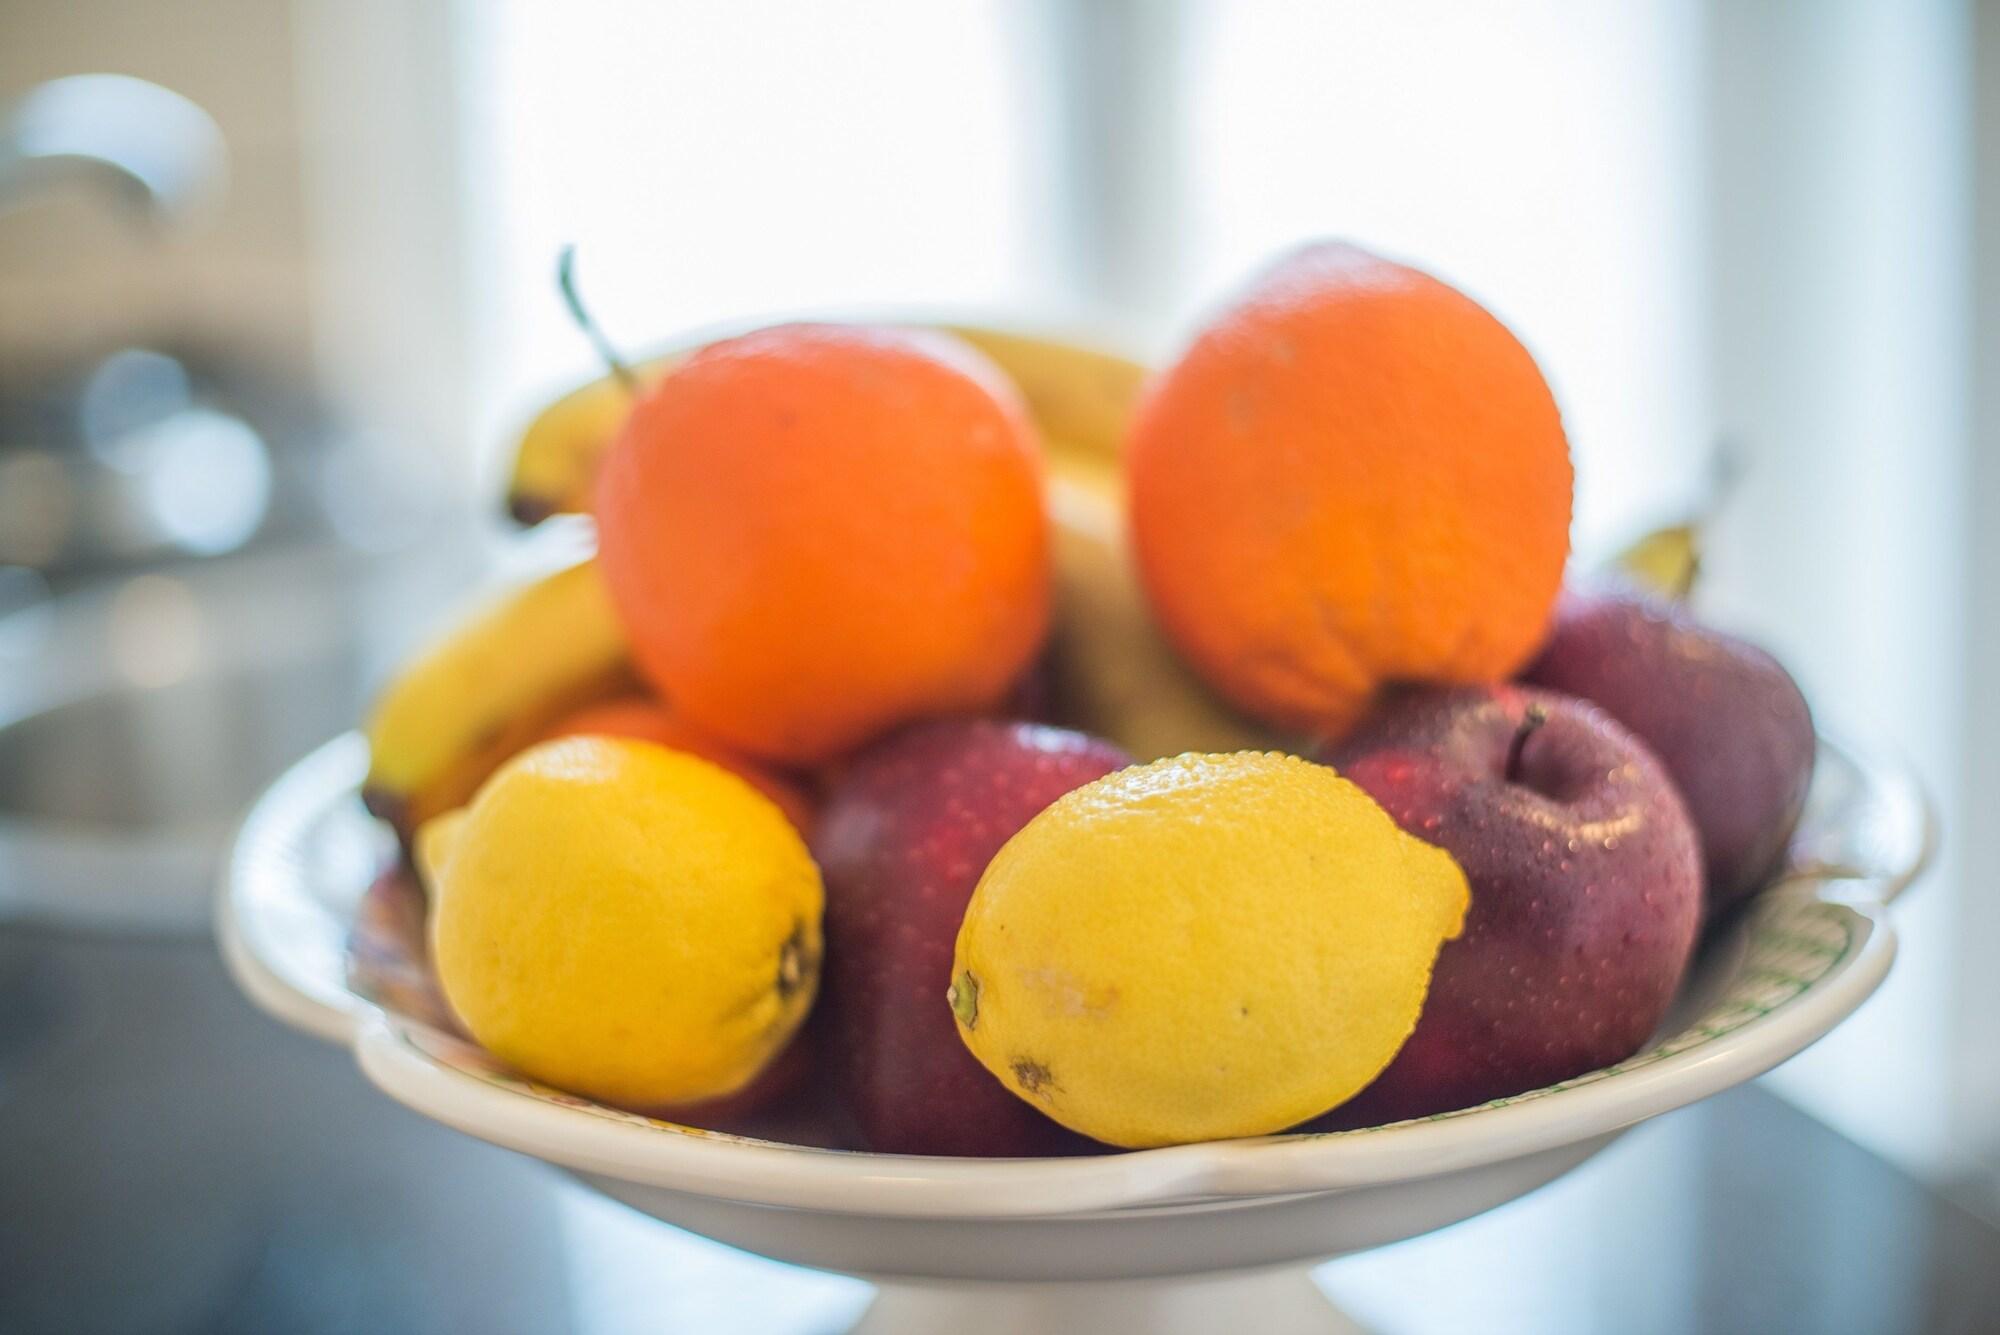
<box><xmin>217</xmin><ymin>731</ymin><xmax>1924</xmax><ymax>1219</ymax></box>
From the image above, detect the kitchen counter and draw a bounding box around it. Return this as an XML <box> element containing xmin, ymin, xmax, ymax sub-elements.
<box><xmin>3</xmin><ymin>928</ymin><xmax>1996</xmax><ymax>1335</ymax></box>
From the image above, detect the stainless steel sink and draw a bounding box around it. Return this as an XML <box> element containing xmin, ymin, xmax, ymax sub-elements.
<box><xmin>0</xmin><ymin>540</ymin><xmax>473</xmax><ymax>935</ymax></box>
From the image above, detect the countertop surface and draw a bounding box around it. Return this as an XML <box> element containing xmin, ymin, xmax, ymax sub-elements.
<box><xmin>3</xmin><ymin>928</ymin><xmax>1997</xmax><ymax>1335</ymax></box>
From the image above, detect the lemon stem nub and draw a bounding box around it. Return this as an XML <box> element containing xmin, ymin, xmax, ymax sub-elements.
<box><xmin>949</xmin><ymin>971</ymin><xmax>980</xmax><ymax>1029</ymax></box>
<box><xmin>777</xmin><ymin>925</ymin><xmax>808</xmax><ymax>1000</ymax></box>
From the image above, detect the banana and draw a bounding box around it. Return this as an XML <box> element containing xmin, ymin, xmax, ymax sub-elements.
<box><xmin>361</xmin><ymin>557</ymin><xmax>636</xmax><ymax>839</ymax></box>
<box><xmin>942</xmin><ymin>325</ymin><xmax>1149</xmax><ymax>465</ymax></box>
<box><xmin>1045</xmin><ymin>463</ymin><xmax>1284</xmax><ymax>761</ymax></box>
<box><xmin>504</xmin><ymin>323</ymin><xmax>1150</xmax><ymax>524</ymax></box>
<box><xmin>1611</xmin><ymin>521</ymin><xmax>1699</xmax><ymax>600</ymax></box>
<box><xmin>1606</xmin><ymin>448</ymin><xmax>1743</xmax><ymax>600</ymax></box>
<box><xmin>506</xmin><ymin>354</ymin><xmax>679</xmax><ymax>522</ymax></box>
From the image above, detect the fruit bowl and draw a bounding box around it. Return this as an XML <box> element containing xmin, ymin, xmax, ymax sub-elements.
<box><xmin>218</xmin><ymin>729</ymin><xmax>1930</xmax><ymax>1334</ymax></box>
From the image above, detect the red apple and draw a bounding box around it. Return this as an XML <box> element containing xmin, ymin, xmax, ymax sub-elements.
<box><xmin>1317</xmin><ymin>684</ymin><xmax>1702</xmax><ymax>1124</ymax></box>
<box><xmin>810</xmin><ymin>718</ymin><xmax>1130</xmax><ymax>1155</ymax></box>
<box><xmin>1522</xmin><ymin>585</ymin><xmax>1815</xmax><ymax>910</ymax></box>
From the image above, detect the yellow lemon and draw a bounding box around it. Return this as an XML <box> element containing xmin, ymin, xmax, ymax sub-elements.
<box><xmin>949</xmin><ymin>752</ymin><xmax>1467</xmax><ymax>1148</ymax></box>
<box><xmin>427</xmin><ymin>736</ymin><xmax>822</xmax><ymax>1109</ymax></box>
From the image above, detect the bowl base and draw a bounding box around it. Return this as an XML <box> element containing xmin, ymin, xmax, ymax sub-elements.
<box><xmin>853</xmin><ymin>1266</ymin><xmax>1361</xmax><ymax>1335</ymax></box>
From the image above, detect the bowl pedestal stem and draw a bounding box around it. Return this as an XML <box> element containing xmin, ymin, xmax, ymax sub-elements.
<box><xmin>851</xmin><ymin>1266</ymin><xmax>1363</xmax><ymax>1335</ymax></box>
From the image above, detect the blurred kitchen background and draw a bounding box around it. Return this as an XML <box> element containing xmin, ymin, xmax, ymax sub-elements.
<box><xmin>2</xmin><ymin>2</ymin><xmax>1997</xmax><ymax>1332</ymax></box>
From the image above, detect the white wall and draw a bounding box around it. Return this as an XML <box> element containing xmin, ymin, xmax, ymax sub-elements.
<box><xmin>288</xmin><ymin>0</ymin><xmax>475</xmax><ymax>494</ymax></box>
<box><xmin>1959</xmin><ymin>0</ymin><xmax>2000</xmax><ymax>1213</ymax></box>
<box><xmin>1702</xmin><ymin>0</ymin><xmax>1976</xmax><ymax>1187</ymax></box>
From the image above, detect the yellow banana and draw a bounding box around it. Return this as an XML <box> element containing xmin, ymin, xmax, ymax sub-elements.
<box><xmin>1045</xmin><ymin>464</ymin><xmax>1283</xmax><ymax>761</ymax></box>
<box><xmin>942</xmin><ymin>325</ymin><xmax>1149</xmax><ymax>465</ymax></box>
<box><xmin>1605</xmin><ymin>448</ymin><xmax>1743</xmax><ymax>600</ymax></box>
<box><xmin>506</xmin><ymin>354</ymin><xmax>678</xmax><ymax>522</ymax></box>
<box><xmin>504</xmin><ymin>323</ymin><xmax>1149</xmax><ymax>523</ymax></box>
<box><xmin>361</xmin><ymin>557</ymin><xmax>635</xmax><ymax>838</ymax></box>
<box><xmin>1610</xmin><ymin>521</ymin><xmax>1699</xmax><ymax>600</ymax></box>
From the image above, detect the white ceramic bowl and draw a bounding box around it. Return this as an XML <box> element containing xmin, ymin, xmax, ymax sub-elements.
<box><xmin>219</xmin><ymin>732</ymin><xmax>1930</xmax><ymax>1334</ymax></box>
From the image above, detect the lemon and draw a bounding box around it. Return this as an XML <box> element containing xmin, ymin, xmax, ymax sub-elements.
<box><xmin>949</xmin><ymin>752</ymin><xmax>1467</xmax><ymax>1148</ymax></box>
<box><xmin>426</xmin><ymin>736</ymin><xmax>822</xmax><ymax>1109</ymax></box>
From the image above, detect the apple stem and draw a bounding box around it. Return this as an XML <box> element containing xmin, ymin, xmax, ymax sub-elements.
<box><xmin>556</xmin><ymin>244</ymin><xmax>638</xmax><ymax>393</ymax></box>
<box><xmin>1505</xmin><ymin>703</ymin><xmax>1549</xmax><ymax>784</ymax></box>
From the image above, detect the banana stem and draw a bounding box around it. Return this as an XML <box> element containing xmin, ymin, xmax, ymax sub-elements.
<box><xmin>557</xmin><ymin>244</ymin><xmax>638</xmax><ymax>393</ymax></box>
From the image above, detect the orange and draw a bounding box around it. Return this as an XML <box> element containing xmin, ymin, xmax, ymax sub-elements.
<box><xmin>596</xmin><ymin>323</ymin><xmax>1050</xmax><ymax>764</ymax></box>
<box><xmin>1126</xmin><ymin>242</ymin><xmax>1572</xmax><ymax>739</ymax></box>
<box><xmin>538</xmin><ymin>695</ymin><xmax>818</xmax><ymax>836</ymax></box>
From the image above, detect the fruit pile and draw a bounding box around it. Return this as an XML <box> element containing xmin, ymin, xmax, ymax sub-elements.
<box><xmin>361</xmin><ymin>242</ymin><xmax>1815</xmax><ymax>1154</ymax></box>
